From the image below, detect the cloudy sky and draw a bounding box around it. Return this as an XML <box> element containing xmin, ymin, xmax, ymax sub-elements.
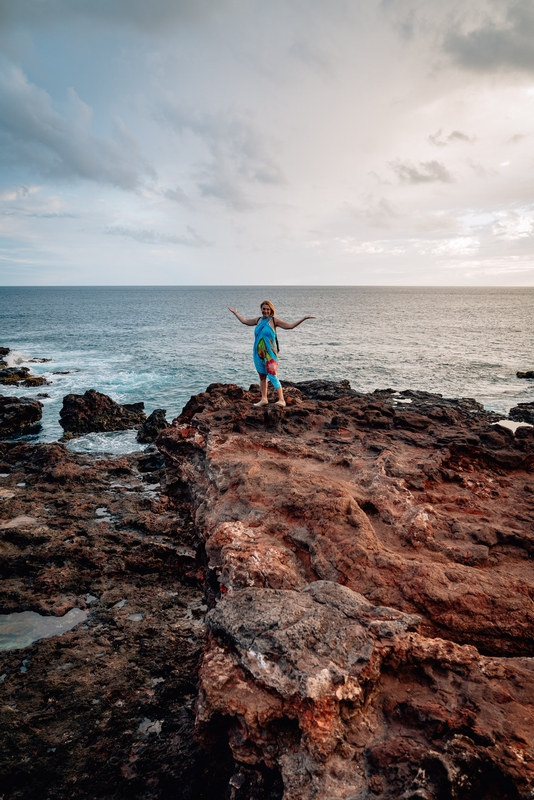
<box><xmin>1</xmin><ymin>0</ymin><xmax>534</xmax><ymax>285</ymax></box>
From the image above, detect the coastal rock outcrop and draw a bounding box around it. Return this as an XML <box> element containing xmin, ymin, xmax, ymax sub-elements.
<box><xmin>517</xmin><ymin>370</ymin><xmax>534</xmax><ymax>379</ymax></box>
<box><xmin>0</xmin><ymin>366</ymin><xmax>48</xmax><ymax>387</ymax></box>
<box><xmin>0</xmin><ymin>394</ymin><xmax>43</xmax><ymax>437</ymax></box>
<box><xmin>158</xmin><ymin>381</ymin><xmax>534</xmax><ymax>799</ymax></box>
<box><xmin>137</xmin><ymin>408</ymin><xmax>169</xmax><ymax>443</ymax></box>
<box><xmin>509</xmin><ymin>401</ymin><xmax>534</xmax><ymax>425</ymax></box>
<box><xmin>0</xmin><ymin>440</ymin><xmax>229</xmax><ymax>800</ymax></box>
<box><xmin>59</xmin><ymin>389</ymin><xmax>146</xmax><ymax>437</ymax></box>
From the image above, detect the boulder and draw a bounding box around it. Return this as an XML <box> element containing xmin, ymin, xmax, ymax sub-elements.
<box><xmin>517</xmin><ymin>371</ymin><xmax>534</xmax><ymax>379</ymax></box>
<box><xmin>0</xmin><ymin>366</ymin><xmax>48</xmax><ymax>387</ymax></box>
<box><xmin>509</xmin><ymin>401</ymin><xmax>534</xmax><ymax>425</ymax></box>
<box><xmin>136</xmin><ymin>408</ymin><xmax>169</xmax><ymax>443</ymax></box>
<box><xmin>0</xmin><ymin>394</ymin><xmax>43</xmax><ymax>437</ymax></box>
<box><xmin>59</xmin><ymin>390</ymin><xmax>146</xmax><ymax>436</ymax></box>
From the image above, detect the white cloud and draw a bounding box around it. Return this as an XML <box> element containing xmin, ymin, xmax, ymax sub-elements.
<box><xmin>492</xmin><ymin>210</ymin><xmax>534</xmax><ymax>239</ymax></box>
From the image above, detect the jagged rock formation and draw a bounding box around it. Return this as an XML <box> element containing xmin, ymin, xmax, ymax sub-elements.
<box><xmin>0</xmin><ymin>394</ymin><xmax>43</xmax><ymax>437</ymax></box>
<box><xmin>137</xmin><ymin>409</ymin><xmax>169</xmax><ymax>443</ymax></box>
<box><xmin>158</xmin><ymin>381</ymin><xmax>534</xmax><ymax>800</ymax></box>
<box><xmin>517</xmin><ymin>371</ymin><xmax>534</xmax><ymax>379</ymax></box>
<box><xmin>2</xmin><ymin>381</ymin><xmax>534</xmax><ymax>800</ymax></box>
<box><xmin>59</xmin><ymin>389</ymin><xmax>146</xmax><ymax>437</ymax></box>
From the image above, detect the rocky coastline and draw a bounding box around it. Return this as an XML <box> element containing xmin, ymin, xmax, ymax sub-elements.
<box><xmin>1</xmin><ymin>379</ymin><xmax>534</xmax><ymax>799</ymax></box>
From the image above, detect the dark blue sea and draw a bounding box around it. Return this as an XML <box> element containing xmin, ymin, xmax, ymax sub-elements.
<box><xmin>1</xmin><ymin>286</ymin><xmax>533</xmax><ymax>453</ymax></box>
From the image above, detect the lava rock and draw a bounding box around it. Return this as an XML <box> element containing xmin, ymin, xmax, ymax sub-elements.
<box><xmin>159</xmin><ymin>381</ymin><xmax>534</xmax><ymax>800</ymax></box>
<box><xmin>509</xmin><ymin>402</ymin><xmax>534</xmax><ymax>425</ymax></box>
<box><xmin>0</xmin><ymin>394</ymin><xmax>43</xmax><ymax>437</ymax></box>
<box><xmin>517</xmin><ymin>371</ymin><xmax>534</xmax><ymax>379</ymax></box>
<box><xmin>284</xmin><ymin>378</ymin><xmax>359</xmax><ymax>400</ymax></box>
<box><xmin>0</xmin><ymin>366</ymin><xmax>48</xmax><ymax>387</ymax></box>
<box><xmin>59</xmin><ymin>389</ymin><xmax>146</xmax><ymax>436</ymax></box>
<box><xmin>0</xmin><ymin>366</ymin><xmax>31</xmax><ymax>385</ymax></box>
<box><xmin>136</xmin><ymin>408</ymin><xmax>169</xmax><ymax>443</ymax></box>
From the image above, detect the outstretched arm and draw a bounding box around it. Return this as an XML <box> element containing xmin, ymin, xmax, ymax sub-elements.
<box><xmin>228</xmin><ymin>307</ymin><xmax>259</xmax><ymax>326</ymax></box>
<box><xmin>274</xmin><ymin>315</ymin><xmax>315</xmax><ymax>330</ymax></box>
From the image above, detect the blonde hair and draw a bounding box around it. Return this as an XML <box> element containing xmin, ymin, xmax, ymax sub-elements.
<box><xmin>260</xmin><ymin>299</ymin><xmax>276</xmax><ymax>316</ymax></box>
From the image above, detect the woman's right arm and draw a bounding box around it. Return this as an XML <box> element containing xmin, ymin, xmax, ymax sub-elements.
<box><xmin>228</xmin><ymin>307</ymin><xmax>258</xmax><ymax>326</ymax></box>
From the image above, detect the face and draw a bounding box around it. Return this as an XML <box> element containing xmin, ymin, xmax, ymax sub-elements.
<box><xmin>261</xmin><ymin>303</ymin><xmax>272</xmax><ymax>317</ymax></box>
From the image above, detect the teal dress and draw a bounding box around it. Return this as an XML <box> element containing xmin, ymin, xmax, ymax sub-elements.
<box><xmin>253</xmin><ymin>316</ymin><xmax>281</xmax><ymax>389</ymax></box>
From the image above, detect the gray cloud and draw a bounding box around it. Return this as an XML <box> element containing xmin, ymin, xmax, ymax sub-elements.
<box><xmin>2</xmin><ymin>208</ymin><xmax>76</xmax><ymax>218</ymax></box>
<box><xmin>444</xmin><ymin>0</ymin><xmax>534</xmax><ymax>73</ymax></box>
<box><xmin>507</xmin><ymin>132</ymin><xmax>531</xmax><ymax>143</ymax></box>
<box><xmin>0</xmin><ymin>61</ymin><xmax>154</xmax><ymax>189</ymax></box>
<box><xmin>354</xmin><ymin>196</ymin><xmax>400</xmax><ymax>229</ymax></box>
<box><xmin>389</xmin><ymin>159</ymin><xmax>454</xmax><ymax>184</ymax></box>
<box><xmin>159</xmin><ymin>106</ymin><xmax>285</xmax><ymax>210</ymax></box>
<box><xmin>429</xmin><ymin>128</ymin><xmax>476</xmax><ymax>146</ymax></box>
<box><xmin>288</xmin><ymin>40</ymin><xmax>332</xmax><ymax>73</ymax></box>
<box><xmin>164</xmin><ymin>186</ymin><xmax>190</xmax><ymax>205</ymax></box>
<box><xmin>0</xmin><ymin>0</ymin><xmax>225</xmax><ymax>32</ymax></box>
<box><xmin>106</xmin><ymin>224</ymin><xmax>211</xmax><ymax>247</ymax></box>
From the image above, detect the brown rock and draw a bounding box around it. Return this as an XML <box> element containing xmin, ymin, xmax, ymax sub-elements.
<box><xmin>0</xmin><ymin>394</ymin><xmax>43</xmax><ymax>437</ymax></box>
<box><xmin>59</xmin><ymin>389</ymin><xmax>146</xmax><ymax>436</ymax></box>
<box><xmin>137</xmin><ymin>408</ymin><xmax>169</xmax><ymax>443</ymax></box>
<box><xmin>0</xmin><ymin>440</ymin><xmax>231</xmax><ymax>800</ymax></box>
<box><xmin>158</xmin><ymin>381</ymin><xmax>534</xmax><ymax>799</ymax></box>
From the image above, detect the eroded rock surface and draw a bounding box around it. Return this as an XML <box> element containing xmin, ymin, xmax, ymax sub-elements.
<box><xmin>0</xmin><ymin>441</ymin><xmax>229</xmax><ymax>800</ymax></box>
<box><xmin>0</xmin><ymin>394</ymin><xmax>43</xmax><ymax>437</ymax></box>
<box><xmin>0</xmin><ymin>367</ymin><xmax>48</xmax><ymax>387</ymax></box>
<box><xmin>137</xmin><ymin>409</ymin><xmax>170</xmax><ymax>444</ymax></box>
<box><xmin>510</xmin><ymin>401</ymin><xmax>534</xmax><ymax>425</ymax></box>
<box><xmin>59</xmin><ymin>389</ymin><xmax>146</xmax><ymax>437</ymax></box>
<box><xmin>158</xmin><ymin>381</ymin><xmax>534</xmax><ymax>800</ymax></box>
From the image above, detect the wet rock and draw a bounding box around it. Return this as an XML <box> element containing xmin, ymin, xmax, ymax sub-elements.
<box><xmin>137</xmin><ymin>408</ymin><xmax>169</xmax><ymax>443</ymax></box>
<box><xmin>59</xmin><ymin>390</ymin><xmax>146</xmax><ymax>436</ymax></box>
<box><xmin>0</xmin><ymin>395</ymin><xmax>43</xmax><ymax>438</ymax></box>
<box><xmin>0</xmin><ymin>347</ymin><xmax>9</xmax><ymax>367</ymax></box>
<box><xmin>158</xmin><ymin>381</ymin><xmax>534</xmax><ymax>799</ymax></box>
<box><xmin>0</xmin><ymin>440</ymin><xmax>231</xmax><ymax>800</ymax></box>
<box><xmin>517</xmin><ymin>370</ymin><xmax>534</xmax><ymax>379</ymax></box>
<box><xmin>0</xmin><ymin>366</ymin><xmax>49</xmax><ymax>387</ymax></box>
<box><xmin>509</xmin><ymin>402</ymin><xmax>534</xmax><ymax>425</ymax></box>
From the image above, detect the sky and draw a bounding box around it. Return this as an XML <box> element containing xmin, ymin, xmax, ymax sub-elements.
<box><xmin>1</xmin><ymin>0</ymin><xmax>534</xmax><ymax>286</ymax></box>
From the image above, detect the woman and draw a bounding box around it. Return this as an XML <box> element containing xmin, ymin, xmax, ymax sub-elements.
<box><xmin>228</xmin><ymin>300</ymin><xmax>315</xmax><ymax>407</ymax></box>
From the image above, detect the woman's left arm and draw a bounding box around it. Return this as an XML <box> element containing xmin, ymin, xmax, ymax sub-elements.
<box><xmin>274</xmin><ymin>315</ymin><xmax>315</xmax><ymax>330</ymax></box>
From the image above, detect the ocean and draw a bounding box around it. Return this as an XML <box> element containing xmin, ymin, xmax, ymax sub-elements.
<box><xmin>1</xmin><ymin>286</ymin><xmax>533</xmax><ymax>453</ymax></box>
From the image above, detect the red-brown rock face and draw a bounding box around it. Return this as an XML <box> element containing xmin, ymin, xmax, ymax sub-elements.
<box><xmin>158</xmin><ymin>382</ymin><xmax>534</xmax><ymax>800</ymax></box>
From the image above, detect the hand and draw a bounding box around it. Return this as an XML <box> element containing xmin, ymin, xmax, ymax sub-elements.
<box><xmin>304</xmin><ymin>315</ymin><xmax>316</xmax><ymax>320</ymax></box>
<box><xmin>228</xmin><ymin>306</ymin><xmax>237</xmax><ymax>314</ymax></box>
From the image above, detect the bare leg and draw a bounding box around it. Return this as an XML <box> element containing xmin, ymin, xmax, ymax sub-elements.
<box><xmin>254</xmin><ymin>374</ymin><xmax>269</xmax><ymax>406</ymax></box>
<box><xmin>275</xmin><ymin>386</ymin><xmax>285</xmax><ymax>405</ymax></box>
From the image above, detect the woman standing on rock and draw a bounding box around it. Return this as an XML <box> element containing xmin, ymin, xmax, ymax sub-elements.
<box><xmin>228</xmin><ymin>300</ymin><xmax>315</xmax><ymax>407</ymax></box>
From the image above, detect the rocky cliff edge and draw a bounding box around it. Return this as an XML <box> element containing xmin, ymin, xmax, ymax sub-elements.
<box><xmin>158</xmin><ymin>381</ymin><xmax>534</xmax><ymax>800</ymax></box>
